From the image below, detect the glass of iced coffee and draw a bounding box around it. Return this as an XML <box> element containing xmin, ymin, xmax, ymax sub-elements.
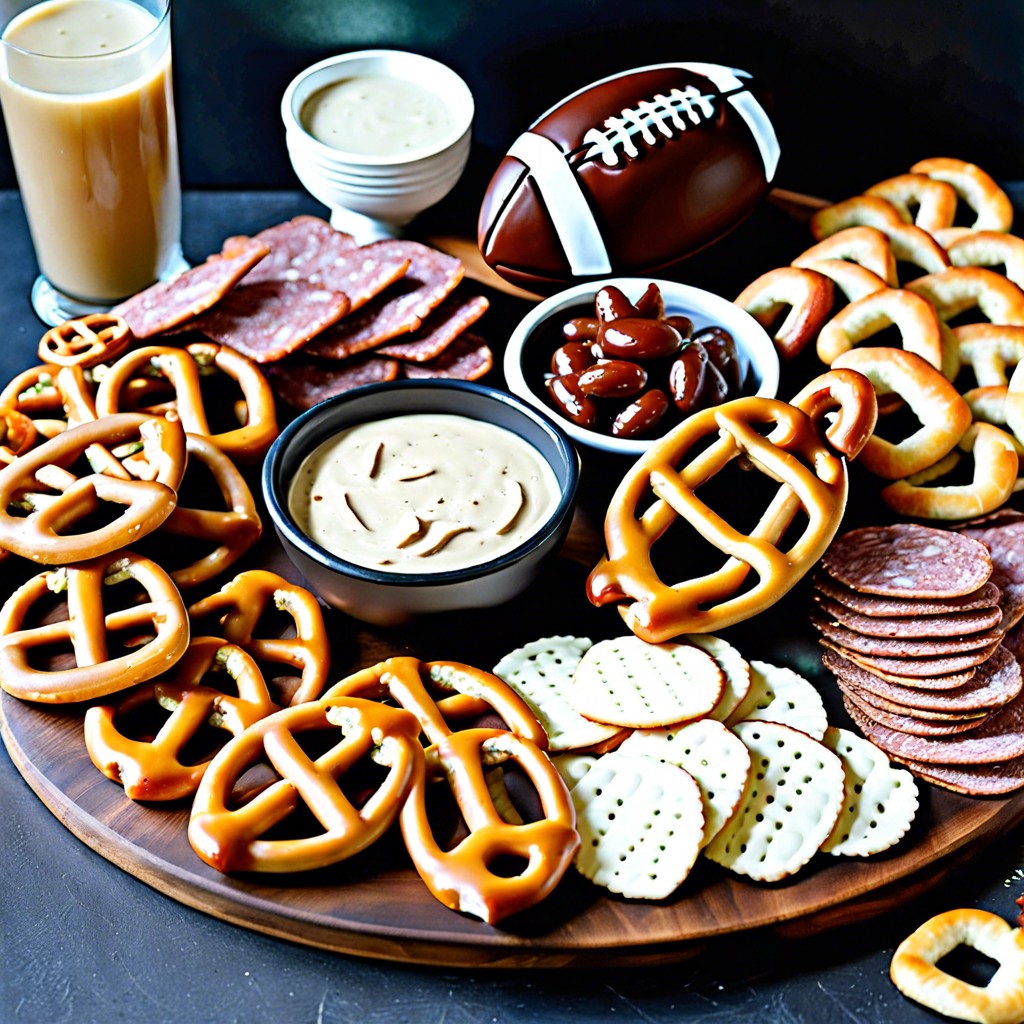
<box><xmin>0</xmin><ymin>0</ymin><xmax>186</xmax><ymax>324</ymax></box>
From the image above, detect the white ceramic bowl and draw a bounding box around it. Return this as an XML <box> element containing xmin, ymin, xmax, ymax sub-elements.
<box><xmin>262</xmin><ymin>380</ymin><xmax>580</xmax><ymax>627</ymax></box>
<box><xmin>503</xmin><ymin>277</ymin><xmax>781</xmax><ymax>457</ymax></box>
<box><xmin>281</xmin><ymin>50</ymin><xmax>474</xmax><ymax>235</ymax></box>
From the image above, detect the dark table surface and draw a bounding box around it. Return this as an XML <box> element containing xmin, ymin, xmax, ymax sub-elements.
<box><xmin>3</xmin><ymin>188</ymin><xmax>1024</xmax><ymax>1024</ymax></box>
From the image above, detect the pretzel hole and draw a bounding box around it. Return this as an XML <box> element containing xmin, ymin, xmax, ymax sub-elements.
<box><xmin>935</xmin><ymin>942</ymin><xmax>1001</xmax><ymax>987</ymax></box>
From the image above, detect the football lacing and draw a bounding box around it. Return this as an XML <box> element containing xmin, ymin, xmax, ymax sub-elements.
<box><xmin>582</xmin><ymin>87</ymin><xmax>717</xmax><ymax>167</ymax></box>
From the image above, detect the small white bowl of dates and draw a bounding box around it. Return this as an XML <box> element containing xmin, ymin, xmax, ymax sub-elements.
<box><xmin>503</xmin><ymin>278</ymin><xmax>780</xmax><ymax>456</ymax></box>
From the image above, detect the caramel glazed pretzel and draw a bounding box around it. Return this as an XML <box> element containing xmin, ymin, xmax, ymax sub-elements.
<box><xmin>587</xmin><ymin>369</ymin><xmax>878</xmax><ymax>641</ymax></box>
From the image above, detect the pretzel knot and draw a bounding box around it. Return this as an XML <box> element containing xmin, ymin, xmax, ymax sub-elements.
<box><xmin>587</xmin><ymin>386</ymin><xmax>873</xmax><ymax>641</ymax></box>
<box><xmin>399</xmin><ymin>728</ymin><xmax>579</xmax><ymax>924</ymax></box>
<box><xmin>0</xmin><ymin>550</ymin><xmax>190</xmax><ymax>703</ymax></box>
<box><xmin>84</xmin><ymin>636</ymin><xmax>279</xmax><ymax>801</ymax></box>
<box><xmin>38</xmin><ymin>313</ymin><xmax>134</xmax><ymax>369</ymax></box>
<box><xmin>188</xmin><ymin>695</ymin><xmax>424</xmax><ymax>874</ymax></box>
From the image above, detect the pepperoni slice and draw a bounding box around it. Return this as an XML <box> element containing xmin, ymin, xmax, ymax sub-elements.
<box><xmin>399</xmin><ymin>333</ymin><xmax>493</xmax><ymax>381</ymax></box>
<box><xmin>265</xmin><ymin>354</ymin><xmax>400</xmax><ymax>410</ymax></box>
<box><xmin>376</xmin><ymin>294</ymin><xmax>490</xmax><ymax>361</ymax></box>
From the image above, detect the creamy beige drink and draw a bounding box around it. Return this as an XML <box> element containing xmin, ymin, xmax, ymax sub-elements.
<box><xmin>0</xmin><ymin>0</ymin><xmax>181</xmax><ymax>305</ymax></box>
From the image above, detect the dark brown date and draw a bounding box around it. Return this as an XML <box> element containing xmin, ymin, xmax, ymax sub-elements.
<box><xmin>595</xmin><ymin>285</ymin><xmax>639</xmax><ymax>323</ymax></box>
<box><xmin>664</xmin><ymin>315</ymin><xmax>694</xmax><ymax>340</ymax></box>
<box><xmin>597</xmin><ymin>317</ymin><xmax>683</xmax><ymax>360</ymax></box>
<box><xmin>551</xmin><ymin>340</ymin><xmax>597</xmax><ymax>376</ymax></box>
<box><xmin>612</xmin><ymin>389</ymin><xmax>670</xmax><ymax>438</ymax></box>
<box><xmin>546</xmin><ymin>374</ymin><xmax>598</xmax><ymax>428</ymax></box>
<box><xmin>563</xmin><ymin>317</ymin><xmax>599</xmax><ymax>342</ymax></box>
<box><xmin>694</xmin><ymin>325</ymin><xmax>741</xmax><ymax>391</ymax></box>
<box><xmin>577</xmin><ymin>359</ymin><xmax>648</xmax><ymax>398</ymax></box>
<box><xmin>668</xmin><ymin>343</ymin><xmax>709</xmax><ymax>413</ymax></box>
<box><xmin>700</xmin><ymin>361</ymin><xmax>730</xmax><ymax>407</ymax></box>
<box><xmin>634</xmin><ymin>282</ymin><xmax>665</xmax><ymax>320</ymax></box>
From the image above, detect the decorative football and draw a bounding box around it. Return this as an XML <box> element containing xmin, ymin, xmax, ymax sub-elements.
<box><xmin>477</xmin><ymin>62</ymin><xmax>780</xmax><ymax>292</ymax></box>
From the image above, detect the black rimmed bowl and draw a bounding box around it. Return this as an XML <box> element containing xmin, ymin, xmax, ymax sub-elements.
<box><xmin>262</xmin><ymin>380</ymin><xmax>580</xmax><ymax>626</ymax></box>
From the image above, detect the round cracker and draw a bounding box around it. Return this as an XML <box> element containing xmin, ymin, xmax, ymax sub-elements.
<box><xmin>725</xmin><ymin>660</ymin><xmax>828</xmax><ymax>740</ymax></box>
<box><xmin>684</xmin><ymin>634</ymin><xmax>752</xmax><ymax>721</ymax></box>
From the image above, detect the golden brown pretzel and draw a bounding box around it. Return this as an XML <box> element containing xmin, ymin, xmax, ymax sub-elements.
<box><xmin>910</xmin><ymin>157</ymin><xmax>1015</xmax><ymax>232</ymax></box>
<box><xmin>946</xmin><ymin>230</ymin><xmax>1024</xmax><ymax>289</ymax></box>
<box><xmin>399</xmin><ymin>727</ymin><xmax>579</xmax><ymax>923</ymax></box>
<box><xmin>188</xmin><ymin>695</ymin><xmax>425</xmax><ymax>873</ymax></box>
<box><xmin>800</xmin><ymin>258</ymin><xmax>890</xmax><ymax>305</ymax></box>
<box><xmin>0</xmin><ymin>405</ymin><xmax>37</xmax><ymax>465</ymax></box>
<box><xmin>734</xmin><ymin>266</ymin><xmax>834</xmax><ymax>359</ymax></box>
<box><xmin>187</xmin><ymin>569</ymin><xmax>329</xmax><ymax>706</ymax></box>
<box><xmin>0</xmin><ymin>412</ymin><xmax>186</xmax><ymax>564</ymax></box>
<box><xmin>864</xmin><ymin>173</ymin><xmax>959</xmax><ymax>234</ymax></box>
<box><xmin>84</xmin><ymin>636</ymin><xmax>279</xmax><ymax>801</ymax></box>
<box><xmin>0</xmin><ymin>363</ymin><xmax>97</xmax><ymax>431</ymax></box>
<box><xmin>38</xmin><ymin>313</ymin><xmax>134</xmax><ymax>369</ymax></box>
<box><xmin>907</xmin><ymin>267</ymin><xmax>1024</xmax><ymax>327</ymax></box>
<box><xmin>586</xmin><ymin>378</ymin><xmax>875</xmax><ymax>640</ymax></box>
<box><xmin>0</xmin><ymin>550</ymin><xmax>190</xmax><ymax>703</ymax></box>
<box><xmin>793</xmin><ymin>226</ymin><xmax>898</xmax><ymax>286</ymax></box>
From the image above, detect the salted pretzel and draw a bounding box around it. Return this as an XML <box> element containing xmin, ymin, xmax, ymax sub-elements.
<box><xmin>891</xmin><ymin>909</ymin><xmax>1024</xmax><ymax>1024</ymax></box>
<box><xmin>831</xmin><ymin>347</ymin><xmax>972</xmax><ymax>479</ymax></box>
<box><xmin>399</xmin><ymin>727</ymin><xmax>579</xmax><ymax>924</ymax></box>
<box><xmin>586</xmin><ymin>370</ymin><xmax>877</xmax><ymax>641</ymax></box>
<box><xmin>0</xmin><ymin>550</ymin><xmax>190</xmax><ymax>703</ymax></box>
<box><xmin>38</xmin><ymin>313</ymin><xmax>134</xmax><ymax>369</ymax></box>
<box><xmin>0</xmin><ymin>405</ymin><xmax>37</xmax><ymax>464</ymax></box>
<box><xmin>799</xmin><ymin>257</ymin><xmax>890</xmax><ymax>305</ymax></box>
<box><xmin>864</xmin><ymin>173</ymin><xmax>960</xmax><ymax>234</ymax></box>
<box><xmin>734</xmin><ymin>266</ymin><xmax>834</xmax><ymax>359</ymax></box>
<box><xmin>792</xmin><ymin>226</ymin><xmax>898</xmax><ymax>286</ymax></box>
<box><xmin>911</xmin><ymin>157</ymin><xmax>1015</xmax><ymax>233</ymax></box>
<box><xmin>881</xmin><ymin>422</ymin><xmax>1019</xmax><ymax>520</ymax></box>
<box><xmin>0</xmin><ymin>363</ymin><xmax>97</xmax><ymax>432</ymax></box>
<box><xmin>954</xmin><ymin>323</ymin><xmax>1024</xmax><ymax>388</ymax></box>
<box><xmin>188</xmin><ymin>695</ymin><xmax>425</xmax><ymax>874</ymax></box>
<box><xmin>907</xmin><ymin>267</ymin><xmax>1024</xmax><ymax>327</ymax></box>
<box><xmin>0</xmin><ymin>412</ymin><xmax>186</xmax><ymax>564</ymax></box>
<box><xmin>1003</xmin><ymin>360</ymin><xmax>1024</xmax><ymax>449</ymax></box>
<box><xmin>84</xmin><ymin>636</ymin><xmax>279</xmax><ymax>801</ymax></box>
<box><xmin>187</xmin><ymin>569</ymin><xmax>329</xmax><ymax>706</ymax></box>
<box><xmin>947</xmin><ymin>231</ymin><xmax>1024</xmax><ymax>289</ymax></box>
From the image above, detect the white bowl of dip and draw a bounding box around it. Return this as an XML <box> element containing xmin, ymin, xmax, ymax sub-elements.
<box><xmin>262</xmin><ymin>380</ymin><xmax>579</xmax><ymax>627</ymax></box>
<box><xmin>281</xmin><ymin>49</ymin><xmax>474</xmax><ymax>236</ymax></box>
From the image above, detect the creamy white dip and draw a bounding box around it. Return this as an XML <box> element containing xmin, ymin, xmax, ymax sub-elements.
<box><xmin>288</xmin><ymin>413</ymin><xmax>562</xmax><ymax>573</ymax></box>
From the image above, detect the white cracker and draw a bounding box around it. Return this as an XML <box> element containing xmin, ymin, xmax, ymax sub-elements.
<box><xmin>618</xmin><ymin>718</ymin><xmax>752</xmax><ymax>847</ymax></box>
<box><xmin>725</xmin><ymin>659</ymin><xmax>828</xmax><ymax>740</ymax></box>
<box><xmin>492</xmin><ymin>636</ymin><xmax>624</xmax><ymax>751</ymax></box>
<box><xmin>703</xmin><ymin>720</ymin><xmax>845</xmax><ymax>882</ymax></box>
<box><xmin>820</xmin><ymin>726</ymin><xmax>920</xmax><ymax>857</ymax></box>
<box><xmin>551</xmin><ymin>752</ymin><xmax>598</xmax><ymax>790</ymax></box>
<box><xmin>570</xmin><ymin>635</ymin><xmax>724</xmax><ymax>729</ymax></box>
<box><xmin>686</xmin><ymin>634</ymin><xmax>752</xmax><ymax>721</ymax></box>
<box><xmin>571</xmin><ymin>751</ymin><xmax>705</xmax><ymax>899</ymax></box>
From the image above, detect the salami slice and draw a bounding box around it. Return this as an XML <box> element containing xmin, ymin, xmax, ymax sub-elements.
<box><xmin>820</xmin><ymin>524</ymin><xmax>993</xmax><ymax>598</ymax></box>
<box><xmin>305</xmin><ymin>240</ymin><xmax>464</xmax><ymax>359</ymax></box>
<box><xmin>184</xmin><ymin>279</ymin><xmax>351</xmax><ymax>363</ymax></box>
<box><xmin>819</xmin><ymin>638</ymin><xmax>1000</xmax><ymax>679</ymax></box>
<box><xmin>111</xmin><ymin>237</ymin><xmax>270</xmax><ymax>338</ymax></box>
<box><xmin>840</xmin><ymin>684</ymin><xmax>988</xmax><ymax>736</ymax></box>
<box><xmin>265</xmin><ymin>354</ymin><xmax>400</xmax><ymax>410</ymax></box>
<box><xmin>376</xmin><ymin>294</ymin><xmax>490</xmax><ymax>361</ymax></box>
<box><xmin>820</xmin><ymin>644</ymin><xmax>979</xmax><ymax>690</ymax></box>
<box><xmin>230</xmin><ymin>216</ymin><xmax>359</xmax><ymax>284</ymax></box>
<box><xmin>893</xmin><ymin>752</ymin><xmax>1024</xmax><ymax>795</ymax></box>
<box><xmin>813</xmin><ymin>573</ymin><xmax>1002</xmax><ymax>618</ymax></box>
<box><xmin>399</xmin><ymin>333</ymin><xmax>494</xmax><ymax>381</ymax></box>
<box><xmin>811</xmin><ymin>612</ymin><xmax>1004</xmax><ymax>657</ymax></box>
<box><xmin>956</xmin><ymin>519</ymin><xmax>1024</xmax><ymax>630</ymax></box>
<box><xmin>813</xmin><ymin>594</ymin><xmax>1003</xmax><ymax>639</ymax></box>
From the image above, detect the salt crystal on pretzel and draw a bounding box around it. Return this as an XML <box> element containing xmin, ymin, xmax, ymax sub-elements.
<box><xmin>947</xmin><ymin>230</ymin><xmax>1024</xmax><ymax>290</ymax></box>
<box><xmin>724</xmin><ymin>659</ymin><xmax>828</xmax><ymax>740</ymax></box>
<box><xmin>864</xmin><ymin>173</ymin><xmax>960</xmax><ymax>234</ymax></box>
<box><xmin>910</xmin><ymin>157</ymin><xmax>1015</xmax><ymax>232</ymax></box>
<box><xmin>734</xmin><ymin>266</ymin><xmax>834</xmax><ymax>360</ymax></box>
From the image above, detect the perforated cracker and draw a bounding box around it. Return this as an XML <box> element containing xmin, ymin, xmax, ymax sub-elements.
<box><xmin>551</xmin><ymin>752</ymin><xmax>598</xmax><ymax>790</ymax></box>
<box><xmin>704</xmin><ymin>721</ymin><xmax>845</xmax><ymax>882</ymax></box>
<box><xmin>685</xmin><ymin>634</ymin><xmax>752</xmax><ymax>721</ymax></box>
<box><xmin>492</xmin><ymin>636</ymin><xmax>625</xmax><ymax>751</ymax></box>
<box><xmin>820</xmin><ymin>726</ymin><xmax>920</xmax><ymax>857</ymax></box>
<box><xmin>725</xmin><ymin>660</ymin><xmax>828</xmax><ymax>740</ymax></box>
<box><xmin>570</xmin><ymin>751</ymin><xmax>705</xmax><ymax>899</ymax></box>
<box><xmin>570</xmin><ymin>635</ymin><xmax>724</xmax><ymax>729</ymax></box>
<box><xmin>618</xmin><ymin>718</ymin><xmax>752</xmax><ymax>847</ymax></box>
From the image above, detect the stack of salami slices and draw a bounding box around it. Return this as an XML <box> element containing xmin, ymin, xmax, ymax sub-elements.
<box><xmin>112</xmin><ymin>216</ymin><xmax>493</xmax><ymax>411</ymax></box>
<box><xmin>813</xmin><ymin>522</ymin><xmax>1024</xmax><ymax>795</ymax></box>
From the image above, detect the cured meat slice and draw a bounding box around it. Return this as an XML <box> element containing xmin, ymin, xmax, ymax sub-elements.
<box><xmin>183</xmin><ymin>279</ymin><xmax>351</xmax><ymax>363</ymax></box>
<box><xmin>840</xmin><ymin>685</ymin><xmax>988</xmax><ymax>736</ymax></box>
<box><xmin>399</xmin><ymin>333</ymin><xmax>494</xmax><ymax>381</ymax></box>
<box><xmin>820</xmin><ymin>644</ymin><xmax>979</xmax><ymax>690</ymax></box>
<box><xmin>820</xmin><ymin>638</ymin><xmax>1001</xmax><ymax>680</ymax></box>
<box><xmin>813</xmin><ymin>573</ymin><xmax>1001</xmax><ymax>618</ymax></box>
<box><xmin>376</xmin><ymin>294</ymin><xmax>490</xmax><ymax>361</ymax></box>
<box><xmin>813</xmin><ymin>594</ymin><xmax>1003</xmax><ymax>639</ymax></box>
<box><xmin>230</xmin><ymin>216</ymin><xmax>359</xmax><ymax>283</ymax></box>
<box><xmin>265</xmin><ymin>354</ymin><xmax>400</xmax><ymax>410</ymax></box>
<box><xmin>820</xmin><ymin>524</ymin><xmax>993</xmax><ymax>599</ymax></box>
<box><xmin>810</xmin><ymin>613</ymin><xmax>1004</xmax><ymax>657</ymax></box>
<box><xmin>305</xmin><ymin>240</ymin><xmax>464</xmax><ymax>359</ymax></box>
<box><xmin>956</xmin><ymin>519</ymin><xmax>1024</xmax><ymax>630</ymax></box>
<box><xmin>894</xmin><ymin>752</ymin><xmax>1024</xmax><ymax>795</ymax></box>
<box><xmin>111</xmin><ymin>237</ymin><xmax>270</xmax><ymax>338</ymax></box>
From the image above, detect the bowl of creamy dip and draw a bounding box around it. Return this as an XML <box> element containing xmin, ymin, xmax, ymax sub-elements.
<box><xmin>262</xmin><ymin>380</ymin><xmax>579</xmax><ymax>626</ymax></box>
<box><xmin>281</xmin><ymin>49</ymin><xmax>474</xmax><ymax>237</ymax></box>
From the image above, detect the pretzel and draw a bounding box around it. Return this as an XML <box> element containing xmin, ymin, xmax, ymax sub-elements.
<box><xmin>0</xmin><ymin>405</ymin><xmax>37</xmax><ymax>465</ymax></box>
<box><xmin>38</xmin><ymin>313</ymin><xmax>134</xmax><ymax>369</ymax></box>
<box><xmin>793</xmin><ymin>226</ymin><xmax>898</xmax><ymax>286</ymax></box>
<box><xmin>187</xmin><ymin>569</ymin><xmax>329</xmax><ymax>706</ymax></box>
<box><xmin>800</xmin><ymin>257</ymin><xmax>890</xmax><ymax>304</ymax></box>
<box><xmin>399</xmin><ymin>727</ymin><xmax>579</xmax><ymax>923</ymax></box>
<box><xmin>586</xmin><ymin>374</ymin><xmax>876</xmax><ymax>640</ymax></box>
<box><xmin>907</xmin><ymin>267</ymin><xmax>1024</xmax><ymax>327</ymax></box>
<box><xmin>0</xmin><ymin>412</ymin><xmax>186</xmax><ymax>564</ymax></box>
<box><xmin>188</xmin><ymin>695</ymin><xmax>425</xmax><ymax>874</ymax></box>
<box><xmin>864</xmin><ymin>173</ymin><xmax>960</xmax><ymax>234</ymax></box>
<box><xmin>154</xmin><ymin>433</ymin><xmax>262</xmax><ymax>590</ymax></box>
<box><xmin>0</xmin><ymin>550</ymin><xmax>190</xmax><ymax>703</ymax></box>
<box><xmin>881</xmin><ymin>422</ymin><xmax>1019</xmax><ymax>520</ymax></box>
<box><xmin>734</xmin><ymin>266</ymin><xmax>834</xmax><ymax>359</ymax></box>
<box><xmin>947</xmin><ymin>231</ymin><xmax>1024</xmax><ymax>289</ymax></box>
<box><xmin>1005</xmin><ymin>360</ymin><xmax>1024</xmax><ymax>447</ymax></box>
<box><xmin>910</xmin><ymin>157</ymin><xmax>1015</xmax><ymax>233</ymax></box>
<box><xmin>0</xmin><ymin>363</ymin><xmax>97</xmax><ymax>431</ymax></box>
<box><xmin>890</xmin><ymin>909</ymin><xmax>1024</xmax><ymax>1024</ymax></box>
<box><xmin>816</xmin><ymin>287</ymin><xmax>956</xmax><ymax>379</ymax></box>
<box><xmin>325</xmin><ymin>656</ymin><xmax>548</xmax><ymax>749</ymax></box>
<box><xmin>84</xmin><ymin>637</ymin><xmax>279</xmax><ymax>801</ymax></box>
<box><xmin>831</xmin><ymin>347</ymin><xmax>972</xmax><ymax>479</ymax></box>
<box><xmin>954</xmin><ymin>323</ymin><xmax>1024</xmax><ymax>388</ymax></box>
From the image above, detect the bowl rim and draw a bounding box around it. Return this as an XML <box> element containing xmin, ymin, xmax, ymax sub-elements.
<box><xmin>261</xmin><ymin>379</ymin><xmax>580</xmax><ymax>588</ymax></box>
<box><xmin>281</xmin><ymin>49</ymin><xmax>475</xmax><ymax>168</ymax></box>
<box><xmin>502</xmin><ymin>277</ymin><xmax>781</xmax><ymax>456</ymax></box>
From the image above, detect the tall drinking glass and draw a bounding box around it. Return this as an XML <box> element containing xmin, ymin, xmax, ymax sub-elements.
<box><xmin>0</xmin><ymin>0</ymin><xmax>186</xmax><ymax>325</ymax></box>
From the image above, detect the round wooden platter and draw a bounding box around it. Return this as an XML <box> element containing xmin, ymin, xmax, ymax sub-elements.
<box><xmin>4</xmin><ymin>503</ymin><xmax>1024</xmax><ymax>969</ymax></box>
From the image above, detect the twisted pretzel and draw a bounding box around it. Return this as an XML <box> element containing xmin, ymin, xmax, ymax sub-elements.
<box><xmin>0</xmin><ymin>405</ymin><xmax>38</xmax><ymax>465</ymax></box>
<box><xmin>188</xmin><ymin>695</ymin><xmax>424</xmax><ymax>873</ymax></box>
<box><xmin>910</xmin><ymin>157</ymin><xmax>1015</xmax><ymax>233</ymax></box>
<box><xmin>793</xmin><ymin>226</ymin><xmax>898</xmax><ymax>286</ymax></box>
<box><xmin>0</xmin><ymin>412</ymin><xmax>186</xmax><ymax>564</ymax></box>
<box><xmin>38</xmin><ymin>314</ymin><xmax>134</xmax><ymax>369</ymax></box>
<box><xmin>187</xmin><ymin>570</ymin><xmax>329</xmax><ymax>706</ymax></box>
<box><xmin>734</xmin><ymin>266</ymin><xmax>834</xmax><ymax>360</ymax></box>
<box><xmin>0</xmin><ymin>363</ymin><xmax>96</xmax><ymax>430</ymax></box>
<box><xmin>800</xmin><ymin>258</ymin><xmax>890</xmax><ymax>304</ymax></box>
<box><xmin>84</xmin><ymin>637</ymin><xmax>279</xmax><ymax>801</ymax></box>
<box><xmin>586</xmin><ymin>375</ymin><xmax>875</xmax><ymax>640</ymax></box>
<box><xmin>907</xmin><ymin>267</ymin><xmax>1024</xmax><ymax>327</ymax></box>
<box><xmin>0</xmin><ymin>550</ymin><xmax>190</xmax><ymax>703</ymax></box>
<box><xmin>864</xmin><ymin>173</ymin><xmax>960</xmax><ymax>234</ymax></box>
<box><xmin>399</xmin><ymin>727</ymin><xmax>579</xmax><ymax>924</ymax></box>
<box><xmin>947</xmin><ymin>231</ymin><xmax>1024</xmax><ymax>290</ymax></box>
